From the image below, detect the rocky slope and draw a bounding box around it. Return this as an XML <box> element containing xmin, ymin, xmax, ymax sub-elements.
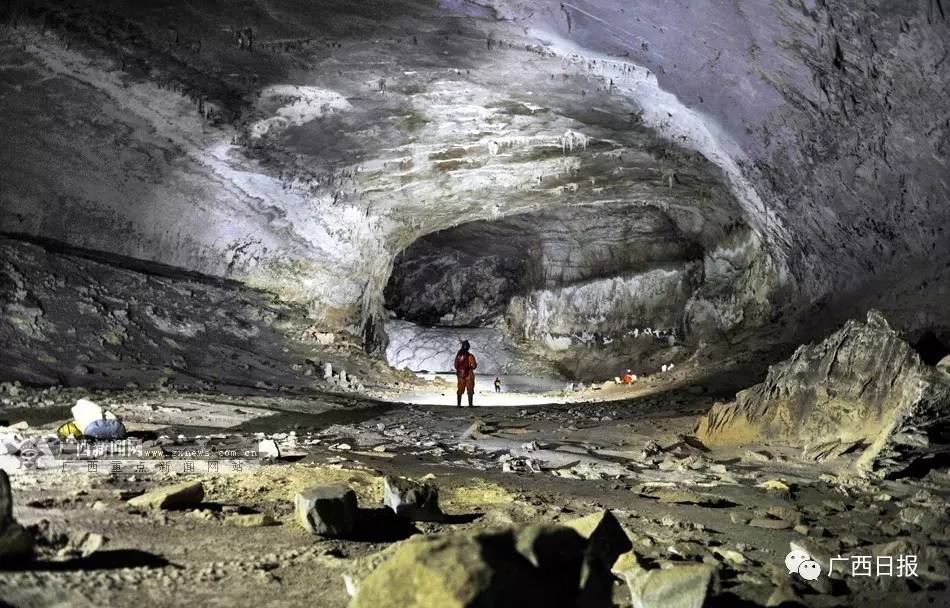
<box><xmin>695</xmin><ymin>311</ymin><xmax>950</xmax><ymax>477</ymax></box>
<box><xmin>0</xmin><ymin>236</ymin><xmax>392</xmax><ymax>393</ymax></box>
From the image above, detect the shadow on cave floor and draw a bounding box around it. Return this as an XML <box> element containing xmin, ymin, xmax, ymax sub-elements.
<box><xmin>4</xmin><ymin>550</ymin><xmax>171</xmax><ymax>571</ymax></box>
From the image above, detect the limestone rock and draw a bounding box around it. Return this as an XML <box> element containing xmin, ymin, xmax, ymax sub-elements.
<box><xmin>0</xmin><ymin>470</ymin><xmax>33</xmax><ymax>564</ymax></box>
<box><xmin>563</xmin><ymin>509</ymin><xmax>634</xmax><ymax>571</ymax></box>
<box><xmin>566</xmin><ymin>511</ymin><xmax>636</xmax><ymax>605</ymax></box>
<box><xmin>625</xmin><ymin>563</ymin><xmax>718</xmax><ymax>608</ymax></box>
<box><xmin>513</xmin><ymin>524</ymin><xmax>586</xmax><ymax>571</ymax></box>
<box><xmin>127</xmin><ymin>481</ymin><xmax>204</xmax><ymax>510</ymax></box>
<box><xmin>695</xmin><ymin>311</ymin><xmax>950</xmax><ymax>476</ymax></box>
<box><xmin>258</xmin><ymin>439</ymin><xmax>280</xmax><ymax>459</ymax></box>
<box><xmin>225</xmin><ymin>513</ymin><xmax>277</xmax><ymax>527</ymax></box>
<box><xmin>350</xmin><ymin>525</ymin><xmax>610</xmax><ymax>608</ymax></box>
<box><xmin>801</xmin><ymin>439</ymin><xmax>863</xmax><ymax>461</ymax></box>
<box><xmin>729</xmin><ymin>512</ymin><xmax>752</xmax><ymax>525</ymax></box>
<box><xmin>294</xmin><ymin>485</ymin><xmax>358</xmax><ymax>538</ymax></box>
<box><xmin>711</xmin><ymin>547</ymin><xmax>746</xmax><ymax>566</ymax></box>
<box><xmin>766</xmin><ymin>506</ymin><xmax>803</xmax><ymax>525</ymax></box>
<box><xmin>742</xmin><ymin>450</ymin><xmax>772</xmax><ymax>463</ymax></box>
<box><xmin>383</xmin><ymin>476</ymin><xmax>442</xmax><ymax>522</ymax></box>
<box><xmin>636</xmin><ymin>486</ymin><xmax>731</xmax><ymax>507</ymax></box>
<box><xmin>749</xmin><ymin>518</ymin><xmax>793</xmax><ymax>530</ymax></box>
<box><xmin>342</xmin><ymin>540</ymin><xmax>413</xmax><ymax>598</ymax></box>
<box><xmin>757</xmin><ymin>479</ymin><xmax>791</xmax><ymax>494</ymax></box>
<box><xmin>71</xmin><ymin>531</ymin><xmax>107</xmax><ymax>557</ymax></box>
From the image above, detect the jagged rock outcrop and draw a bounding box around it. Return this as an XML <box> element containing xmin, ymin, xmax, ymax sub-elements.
<box><xmin>349</xmin><ymin>524</ymin><xmax>617</xmax><ymax>608</ymax></box>
<box><xmin>695</xmin><ymin>311</ymin><xmax>950</xmax><ymax>476</ymax></box>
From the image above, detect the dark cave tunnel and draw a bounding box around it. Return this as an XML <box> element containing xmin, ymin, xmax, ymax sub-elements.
<box><xmin>384</xmin><ymin>203</ymin><xmax>706</xmax><ymax>336</ymax></box>
<box><xmin>912</xmin><ymin>330</ymin><xmax>950</xmax><ymax>366</ymax></box>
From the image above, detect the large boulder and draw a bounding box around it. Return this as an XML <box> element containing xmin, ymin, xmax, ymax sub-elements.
<box><xmin>349</xmin><ymin>524</ymin><xmax>613</xmax><ymax>608</ymax></box>
<box><xmin>563</xmin><ymin>510</ymin><xmax>635</xmax><ymax>603</ymax></box>
<box><xmin>625</xmin><ymin>563</ymin><xmax>717</xmax><ymax>608</ymax></box>
<box><xmin>0</xmin><ymin>470</ymin><xmax>34</xmax><ymax>564</ymax></box>
<box><xmin>294</xmin><ymin>485</ymin><xmax>358</xmax><ymax>538</ymax></box>
<box><xmin>695</xmin><ymin>311</ymin><xmax>950</xmax><ymax>476</ymax></box>
<box><xmin>563</xmin><ymin>510</ymin><xmax>634</xmax><ymax>570</ymax></box>
<box><xmin>383</xmin><ymin>476</ymin><xmax>442</xmax><ymax>522</ymax></box>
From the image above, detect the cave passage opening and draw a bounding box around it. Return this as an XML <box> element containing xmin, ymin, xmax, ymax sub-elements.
<box><xmin>912</xmin><ymin>330</ymin><xmax>950</xmax><ymax>366</ymax></box>
<box><xmin>382</xmin><ymin>203</ymin><xmax>710</xmax><ymax>385</ymax></box>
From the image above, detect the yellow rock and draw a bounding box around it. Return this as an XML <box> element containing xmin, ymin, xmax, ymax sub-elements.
<box><xmin>757</xmin><ymin>479</ymin><xmax>791</xmax><ymax>493</ymax></box>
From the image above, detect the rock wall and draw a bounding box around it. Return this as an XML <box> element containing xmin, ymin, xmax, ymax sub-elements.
<box><xmin>0</xmin><ymin>0</ymin><xmax>782</xmax><ymax>354</ymax></box>
<box><xmin>384</xmin><ymin>220</ymin><xmax>533</xmax><ymax>327</ymax></box>
<box><xmin>507</xmin><ymin>263</ymin><xmax>700</xmax><ymax>344</ymax></box>
<box><xmin>0</xmin><ymin>237</ymin><xmax>359</xmax><ymax>390</ymax></box>
<box><xmin>386</xmin><ymin>202</ymin><xmax>712</xmax><ymax>342</ymax></box>
<box><xmin>684</xmin><ymin>227</ymin><xmax>781</xmax><ymax>338</ymax></box>
<box><xmin>481</xmin><ymin>0</ymin><xmax>950</xmax><ymax>296</ymax></box>
<box><xmin>384</xmin><ymin>320</ymin><xmax>538</xmax><ymax>375</ymax></box>
<box><xmin>695</xmin><ymin>311</ymin><xmax>950</xmax><ymax>476</ymax></box>
<box><xmin>0</xmin><ymin>0</ymin><xmax>946</xmax><ymax>359</ymax></box>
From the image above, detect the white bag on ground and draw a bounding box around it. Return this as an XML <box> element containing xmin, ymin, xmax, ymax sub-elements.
<box><xmin>71</xmin><ymin>398</ymin><xmax>126</xmax><ymax>439</ymax></box>
<box><xmin>72</xmin><ymin>399</ymin><xmax>104</xmax><ymax>433</ymax></box>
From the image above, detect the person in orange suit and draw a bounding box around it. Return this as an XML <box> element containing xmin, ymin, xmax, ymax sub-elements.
<box><xmin>622</xmin><ymin>369</ymin><xmax>635</xmax><ymax>384</ymax></box>
<box><xmin>454</xmin><ymin>340</ymin><xmax>478</xmax><ymax>407</ymax></box>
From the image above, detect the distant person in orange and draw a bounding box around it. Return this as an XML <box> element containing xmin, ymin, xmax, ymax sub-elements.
<box><xmin>454</xmin><ymin>340</ymin><xmax>478</xmax><ymax>407</ymax></box>
<box><xmin>622</xmin><ymin>369</ymin><xmax>635</xmax><ymax>384</ymax></box>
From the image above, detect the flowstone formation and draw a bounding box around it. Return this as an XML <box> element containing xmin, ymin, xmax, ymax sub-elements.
<box><xmin>696</xmin><ymin>311</ymin><xmax>950</xmax><ymax>477</ymax></box>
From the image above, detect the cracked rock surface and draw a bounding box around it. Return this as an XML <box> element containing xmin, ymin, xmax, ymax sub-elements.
<box><xmin>696</xmin><ymin>311</ymin><xmax>950</xmax><ymax>478</ymax></box>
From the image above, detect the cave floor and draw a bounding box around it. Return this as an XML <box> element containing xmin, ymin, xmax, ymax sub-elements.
<box><xmin>1</xmin><ymin>384</ymin><xmax>948</xmax><ymax>607</ymax></box>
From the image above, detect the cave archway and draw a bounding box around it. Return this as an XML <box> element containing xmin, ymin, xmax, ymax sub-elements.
<box><xmin>381</xmin><ymin>202</ymin><xmax>728</xmax><ymax>381</ymax></box>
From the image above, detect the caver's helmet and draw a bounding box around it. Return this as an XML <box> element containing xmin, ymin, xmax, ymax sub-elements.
<box><xmin>460</xmin><ymin>340</ymin><xmax>470</xmax><ymax>352</ymax></box>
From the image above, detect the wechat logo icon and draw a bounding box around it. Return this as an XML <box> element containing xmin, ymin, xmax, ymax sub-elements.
<box><xmin>786</xmin><ymin>549</ymin><xmax>822</xmax><ymax>581</ymax></box>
